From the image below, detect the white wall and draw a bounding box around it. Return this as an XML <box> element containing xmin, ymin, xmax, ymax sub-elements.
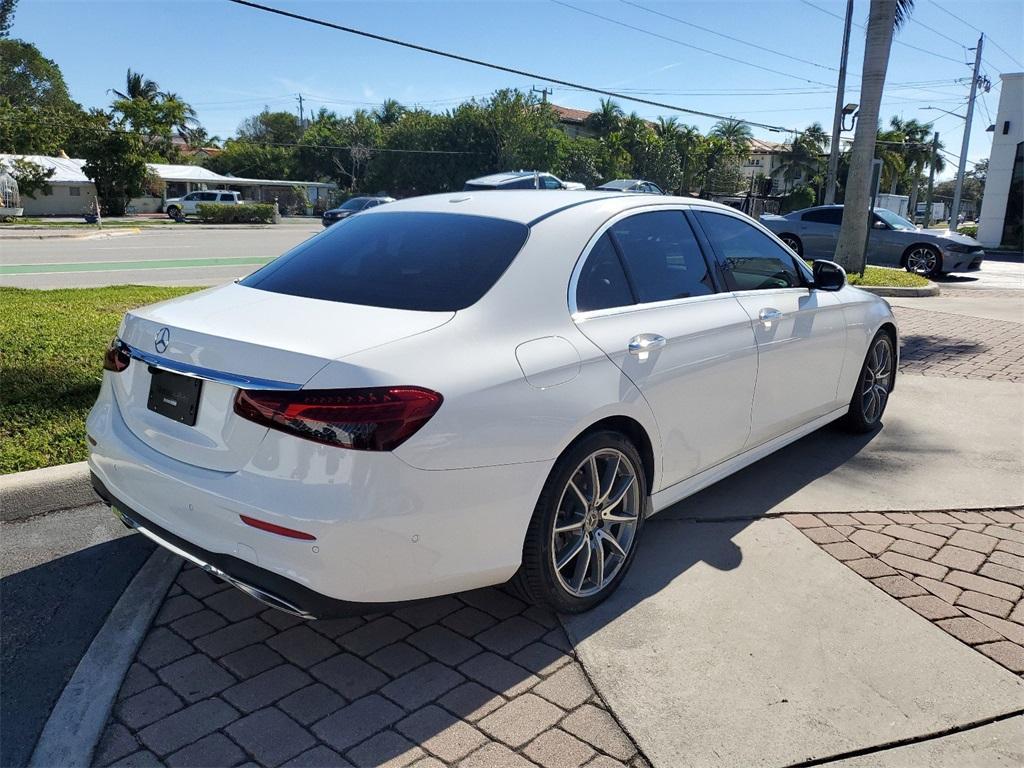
<box><xmin>21</xmin><ymin>183</ymin><xmax>97</xmax><ymax>216</ymax></box>
<box><xmin>978</xmin><ymin>73</ymin><xmax>1024</xmax><ymax>247</ymax></box>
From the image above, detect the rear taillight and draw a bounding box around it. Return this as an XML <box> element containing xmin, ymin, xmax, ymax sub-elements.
<box><xmin>103</xmin><ymin>338</ymin><xmax>131</xmax><ymax>372</ymax></box>
<box><xmin>233</xmin><ymin>386</ymin><xmax>443</xmax><ymax>451</ymax></box>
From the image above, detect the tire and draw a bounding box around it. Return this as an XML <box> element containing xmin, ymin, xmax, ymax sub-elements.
<box><xmin>904</xmin><ymin>245</ymin><xmax>942</xmax><ymax>277</ymax></box>
<box><xmin>843</xmin><ymin>331</ymin><xmax>895</xmax><ymax>433</ymax></box>
<box><xmin>780</xmin><ymin>234</ymin><xmax>803</xmax><ymax>257</ymax></box>
<box><xmin>513</xmin><ymin>431</ymin><xmax>647</xmax><ymax>613</ymax></box>
<box><xmin>166</xmin><ymin>206</ymin><xmax>182</xmax><ymax>221</ymax></box>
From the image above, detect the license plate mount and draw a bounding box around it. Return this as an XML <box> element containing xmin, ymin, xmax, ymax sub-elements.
<box><xmin>147</xmin><ymin>367</ymin><xmax>202</xmax><ymax>426</ymax></box>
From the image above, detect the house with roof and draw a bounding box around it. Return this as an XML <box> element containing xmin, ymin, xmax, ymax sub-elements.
<box><xmin>0</xmin><ymin>154</ymin><xmax>335</xmax><ymax>216</ymax></box>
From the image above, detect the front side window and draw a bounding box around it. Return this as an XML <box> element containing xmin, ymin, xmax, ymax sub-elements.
<box><xmin>183</xmin><ymin>193</ymin><xmax>198</xmax><ymax>201</ymax></box>
<box><xmin>575</xmin><ymin>232</ymin><xmax>634</xmax><ymax>312</ymax></box>
<box><xmin>199</xmin><ymin>192</ymin><xmax>218</xmax><ymax>201</ymax></box>
<box><xmin>694</xmin><ymin>211</ymin><xmax>802</xmax><ymax>291</ymax></box>
<box><xmin>541</xmin><ymin>176</ymin><xmax>563</xmax><ymax>190</ymax></box>
<box><xmin>610</xmin><ymin>211</ymin><xmax>715</xmax><ymax>303</ymax></box>
<box><xmin>873</xmin><ymin>208</ymin><xmax>916</xmax><ymax>231</ymax></box>
<box><xmin>340</xmin><ymin>198</ymin><xmax>368</xmax><ymax>210</ymax></box>
<box><xmin>241</xmin><ymin>212</ymin><xmax>529</xmax><ymax>312</ymax></box>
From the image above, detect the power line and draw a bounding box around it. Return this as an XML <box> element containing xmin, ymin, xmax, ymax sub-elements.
<box><xmin>551</xmin><ymin>0</ymin><xmax>835</xmax><ymax>88</ymax></box>
<box><xmin>928</xmin><ymin>0</ymin><xmax>1024</xmax><ymax>69</ymax></box>
<box><xmin>224</xmin><ymin>0</ymin><xmax>800</xmax><ymax>132</ymax></box>
<box><xmin>799</xmin><ymin>0</ymin><xmax>966</xmax><ymax>65</ymax></box>
<box><xmin>617</xmin><ymin>0</ymin><xmax>838</xmax><ymax>73</ymax></box>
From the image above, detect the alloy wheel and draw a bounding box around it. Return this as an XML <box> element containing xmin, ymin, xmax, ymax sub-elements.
<box><xmin>861</xmin><ymin>337</ymin><xmax>893</xmax><ymax>425</ymax></box>
<box><xmin>781</xmin><ymin>235</ymin><xmax>801</xmax><ymax>254</ymax></box>
<box><xmin>906</xmin><ymin>247</ymin><xmax>937</xmax><ymax>275</ymax></box>
<box><xmin>550</xmin><ymin>448</ymin><xmax>640</xmax><ymax>598</ymax></box>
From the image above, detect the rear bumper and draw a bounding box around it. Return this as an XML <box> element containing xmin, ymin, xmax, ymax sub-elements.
<box><xmin>86</xmin><ymin>375</ymin><xmax>549</xmax><ymax>608</ymax></box>
<box><xmin>92</xmin><ymin>472</ymin><xmax>393</xmax><ymax>619</ymax></box>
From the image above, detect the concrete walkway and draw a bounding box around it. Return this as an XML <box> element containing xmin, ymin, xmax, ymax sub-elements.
<box><xmin>564</xmin><ymin>517</ymin><xmax>1024</xmax><ymax>768</ymax></box>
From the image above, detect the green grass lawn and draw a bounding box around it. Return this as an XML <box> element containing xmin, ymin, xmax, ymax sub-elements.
<box><xmin>846</xmin><ymin>266</ymin><xmax>930</xmax><ymax>288</ymax></box>
<box><xmin>1</xmin><ymin>218</ymin><xmax>175</xmax><ymax>229</ymax></box>
<box><xmin>0</xmin><ymin>286</ymin><xmax>199</xmax><ymax>474</ymax></box>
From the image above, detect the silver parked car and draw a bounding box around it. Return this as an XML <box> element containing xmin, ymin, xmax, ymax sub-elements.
<box><xmin>760</xmin><ymin>205</ymin><xmax>985</xmax><ymax>276</ymax></box>
<box><xmin>595</xmin><ymin>179</ymin><xmax>665</xmax><ymax>194</ymax></box>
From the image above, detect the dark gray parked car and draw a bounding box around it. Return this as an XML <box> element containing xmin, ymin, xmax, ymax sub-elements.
<box><xmin>760</xmin><ymin>205</ymin><xmax>984</xmax><ymax>276</ymax></box>
<box><xmin>322</xmin><ymin>196</ymin><xmax>395</xmax><ymax>227</ymax></box>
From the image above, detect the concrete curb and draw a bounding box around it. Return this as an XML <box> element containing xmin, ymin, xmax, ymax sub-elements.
<box><xmin>0</xmin><ymin>228</ymin><xmax>142</xmax><ymax>240</ymax></box>
<box><xmin>858</xmin><ymin>281</ymin><xmax>940</xmax><ymax>298</ymax></box>
<box><xmin>28</xmin><ymin>548</ymin><xmax>182</xmax><ymax>768</ymax></box>
<box><xmin>0</xmin><ymin>462</ymin><xmax>92</xmax><ymax>522</ymax></box>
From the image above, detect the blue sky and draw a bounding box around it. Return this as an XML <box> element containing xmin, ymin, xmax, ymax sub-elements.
<box><xmin>14</xmin><ymin>0</ymin><xmax>1023</xmax><ymax>178</ymax></box>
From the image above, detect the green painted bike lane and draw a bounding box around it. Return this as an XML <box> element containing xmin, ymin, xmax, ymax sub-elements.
<box><xmin>0</xmin><ymin>256</ymin><xmax>273</xmax><ymax>275</ymax></box>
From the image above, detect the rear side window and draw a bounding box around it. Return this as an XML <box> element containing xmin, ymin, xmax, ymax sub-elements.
<box><xmin>802</xmin><ymin>208</ymin><xmax>843</xmax><ymax>225</ymax></box>
<box><xmin>241</xmin><ymin>212</ymin><xmax>529</xmax><ymax>312</ymax></box>
<box><xmin>694</xmin><ymin>211</ymin><xmax>802</xmax><ymax>291</ymax></box>
<box><xmin>576</xmin><ymin>233</ymin><xmax>634</xmax><ymax>312</ymax></box>
<box><xmin>219</xmin><ymin>193</ymin><xmax>235</xmax><ymax>201</ymax></box>
<box><xmin>198</xmin><ymin>192</ymin><xmax>218</xmax><ymax>201</ymax></box>
<box><xmin>610</xmin><ymin>211</ymin><xmax>715</xmax><ymax>303</ymax></box>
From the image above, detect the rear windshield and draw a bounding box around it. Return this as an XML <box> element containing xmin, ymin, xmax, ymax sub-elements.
<box><xmin>241</xmin><ymin>211</ymin><xmax>530</xmax><ymax>312</ymax></box>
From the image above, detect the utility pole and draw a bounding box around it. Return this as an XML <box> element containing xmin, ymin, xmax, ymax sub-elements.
<box><xmin>531</xmin><ymin>86</ymin><xmax>552</xmax><ymax>103</ymax></box>
<box><xmin>296</xmin><ymin>93</ymin><xmax>305</xmax><ymax>128</ymax></box>
<box><xmin>823</xmin><ymin>0</ymin><xmax>853</xmax><ymax>205</ymax></box>
<box><xmin>924</xmin><ymin>131</ymin><xmax>939</xmax><ymax>228</ymax></box>
<box><xmin>951</xmin><ymin>34</ymin><xmax>983</xmax><ymax>228</ymax></box>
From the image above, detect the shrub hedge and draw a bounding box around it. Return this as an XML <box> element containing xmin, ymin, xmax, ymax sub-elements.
<box><xmin>956</xmin><ymin>224</ymin><xmax>978</xmax><ymax>238</ymax></box>
<box><xmin>196</xmin><ymin>203</ymin><xmax>276</xmax><ymax>224</ymax></box>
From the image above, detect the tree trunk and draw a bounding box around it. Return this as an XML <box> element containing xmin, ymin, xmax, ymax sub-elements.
<box><xmin>908</xmin><ymin>160</ymin><xmax>922</xmax><ymax>219</ymax></box>
<box><xmin>834</xmin><ymin>0</ymin><xmax>898</xmax><ymax>273</ymax></box>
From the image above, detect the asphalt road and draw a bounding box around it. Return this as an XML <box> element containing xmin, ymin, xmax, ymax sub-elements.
<box><xmin>0</xmin><ymin>505</ymin><xmax>154</xmax><ymax>768</ymax></box>
<box><xmin>2</xmin><ymin>222</ymin><xmax>1021</xmax><ymax>290</ymax></box>
<box><xmin>0</xmin><ymin>221</ymin><xmax>322</xmax><ymax>289</ymax></box>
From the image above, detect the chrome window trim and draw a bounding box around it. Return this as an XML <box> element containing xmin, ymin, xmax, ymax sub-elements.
<box><xmin>122</xmin><ymin>343</ymin><xmax>303</xmax><ymax>391</ymax></box>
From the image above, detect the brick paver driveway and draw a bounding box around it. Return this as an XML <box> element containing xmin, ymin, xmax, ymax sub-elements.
<box><xmin>788</xmin><ymin>510</ymin><xmax>1024</xmax><ymax>675</ymax></box>
<box><xmin>96</xmin><ymin>568</ymin><xmax>647</xmax><ymax>768</ymax></box>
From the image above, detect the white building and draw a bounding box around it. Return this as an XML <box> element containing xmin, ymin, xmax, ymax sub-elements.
<box><xmin>0</xmin><ymin>155</ymin><xmax>336</xmax><ymax>216</ymax></box>
<box><xmin>977</xmin><ymin>72</ymin><xmax>1023</xmax><ymax>248</ymax></box>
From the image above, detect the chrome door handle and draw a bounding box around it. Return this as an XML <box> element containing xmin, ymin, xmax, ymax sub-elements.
<box><xmin>758</xmin><ymin>308</ymin><xmax>783</xmax><ymax>327</ymax></box>
<box><xmin>628</xmin><ymin>334</ymin><xmax>667</xmax><ymax>356</ymax></box>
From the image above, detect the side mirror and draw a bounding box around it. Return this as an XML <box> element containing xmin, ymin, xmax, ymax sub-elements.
<box><xmin>873</xmin><ymin>220</ymin><xmax>888</xmax><ymax>230</ymax></box>
<box><xmin>813</xmin><ymin>259</ymin><xmax>846</xmax><ymax>291</ymax></box>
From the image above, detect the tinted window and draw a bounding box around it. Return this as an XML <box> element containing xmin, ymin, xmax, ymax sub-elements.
<box><xmin>576</xmin><ymin>233</ymin><xmax>634</xmax><ymax>312</ymax></box>
<box><xmin>541</xmin><ymin>176</ymin><xmax>562</xmax><ymax>190</ymax></box>
<box><xmin>695</xmin><ymin>211</ymin><xmax>801</xmax><ymax>291</ymax></box>
<box><xmin>219</xmin><ymin>193</ymin><xmax>236</xmax><ymax>201</ymax></box>
<box><xmin>184</xmin><ymin>193</ymin><xmax>198</xmax><ymax>201</ymax></box>
<box><xmin>802</xmin><ymin>208</ymin><xmax>843</xmax><ymax>225</ymax></box>
<box><xmin>241</xmin><ymin>212</ymin><xmax>529</xmax><ymax>312</ymax></box>
<box><xmin>610</xmin><ymin>211</ymin><xmax>715</xmax><ymax>303</ymax></box>
<box><xmin>506</xmin><ymin>177</ymin><xmax>537</xmax><ymax>189</ymax></box>
<box><xmin>340</xmin><ymin>198</ymin><xmax>368</xmax><ymax>210</ymax></box>
<box><xmin>198</xmin><ymin>192</ymin><xmax>218</xmax><ymax>201</ymax></box>
<box><xmin>873</xmin><ymin>208</ymin><xmax>916</xmax><ymax>231</ymax></box>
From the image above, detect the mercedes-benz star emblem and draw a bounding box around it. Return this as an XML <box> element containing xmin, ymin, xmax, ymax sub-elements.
<box><xmin>154</xmin><ymin>327</ymin><xmax>170</xmax><ymax>354</ymax></box>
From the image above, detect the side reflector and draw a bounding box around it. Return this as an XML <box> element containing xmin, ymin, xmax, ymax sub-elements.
<box><xmin>240</xmin><ymin>515</ymin><xmax>317</xmax><ymax>541</ymax></box>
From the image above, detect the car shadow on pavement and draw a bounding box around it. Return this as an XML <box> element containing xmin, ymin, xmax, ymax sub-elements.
<box><xmin>1</xmin><ymin>534</ymin><xmax>154</xmax><ymax>768</ymax></box>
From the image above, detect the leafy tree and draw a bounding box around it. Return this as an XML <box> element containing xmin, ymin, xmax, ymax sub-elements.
<box><xmin>108</xmin><ymin>69</ymin><xmax>200</xmax><ymax>161</ymax></box>
<box><xmin>710</xmin><ymin>118</ymin><xmax>753</xmax><ymax>153</ymax></box>
<box><xmin>237</xmin><ymin>110</ymin><xmax>303</xmax><ymax>145</ymax></box>
<box><xmin>205</xmin><ymin>140</ymin><xmax>294</xmax><ymax>180</ymax></box>
<box><xmin>111</xmin><ymin>69</ymin><xmax>160</xmax><ymax>102</ymax></box>
<box><xmin>774</xmin><ymin>123</ymin><xmax>827</xmax><ymax>193</ymax></box>
<box><xmin>9</xmin><ymin>157</ymin><xmax>54</xmax><ymax>197</ymax></box>
<box><xmin>78</xmin><ymin>111</ymin><xmax>153</xmax><ymax>215</ymax></box>
<box><xmin>0</xmin><ymin>40</ymin><xmax>74</xmax><ymax>109</ymax></box>
<box><xmin>555</xmin><ymin>135</ymin><xmax>605</xmax><ymax>188</ymax></box>
<box><xmin>0</xmin><ymin>0</ymin><xmax>17</xmax><ymax>38</ymax></box>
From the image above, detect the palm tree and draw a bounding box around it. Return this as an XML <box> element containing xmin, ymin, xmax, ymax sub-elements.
<box><xmin>834</xmin><ymin>0</ymin><xmax>915</xmax><ymax>273</ymax></box>
<box><xmin>585</xmin><ymin>98</ymin><xmax>624</xmax><ymax>138</ymax></box>
<box><xmin>373</xmin><ymin>99</ymin><xmax>406</xmax><ymax>126</ymax></box>
<box><xmin>774</xmin><ymin>124</ymin><xmax>828</xmax><ymax>193</ymax></box>
<box><xmin>709</xmin><ymin>118</ymin><xmax>753</xmax><ymax>153</ymax></box>
<box><xmin>655</xmin><ymin>116</ymin><xmax>681</xmax><ymax>144</ymax></box>
<box><xmin>111</xmin><ymin>69</ymin><xmax>160</xmax><ymax>102</ymax></box>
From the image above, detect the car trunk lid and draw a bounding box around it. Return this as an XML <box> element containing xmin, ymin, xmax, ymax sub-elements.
<box><xmin>113</xmin><ymin>283</ymin><xmax>453</xmax><ymax>471</ymax></box>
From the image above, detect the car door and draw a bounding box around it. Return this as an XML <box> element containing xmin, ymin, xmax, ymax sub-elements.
<box><xmin>867</xmin><ymin>213</ymin><xmax>905</xmax><ymax>267</ymax></box>
<box><xmin>799</xmin><ymin>207</ymin><xmax>842</xmax><ymax>258</ymax></box>
<box><xmin>571</xmin><ymin>209</ymin><xmax>759</xmax><ymax>488</ymax></box>
<box><xmin>181</xmin><ymin>192</ymin><xmax>199</xmax><ymax>214</ymax></box>
<box><xmin>692</xmin><ymin>209</ymin><xmax>848</xmax><ymax>448</ymax></box>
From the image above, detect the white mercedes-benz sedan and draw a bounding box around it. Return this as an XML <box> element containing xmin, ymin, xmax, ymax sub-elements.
<box><xmin>87</xmin><ymin>191</ymin><xmax>897</xmax><ymax>617</ymax></box>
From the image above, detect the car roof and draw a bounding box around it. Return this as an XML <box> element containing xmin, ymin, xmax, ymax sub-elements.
<box><xmin>358</xmin><ymin>190</ymin><xmax>734</xmax><ymax>226</ymax></box>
